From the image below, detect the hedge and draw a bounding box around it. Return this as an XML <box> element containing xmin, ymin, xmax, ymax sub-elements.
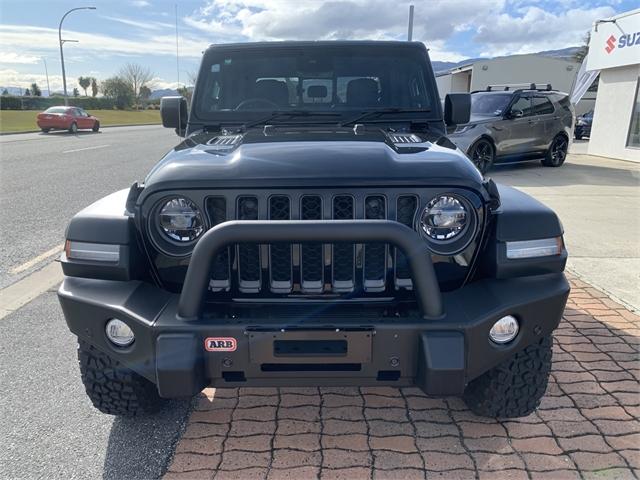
<box><xmin>0</xmin><ymin>95</ymin><xmax>118</xmax><ymax>111</ymax></box>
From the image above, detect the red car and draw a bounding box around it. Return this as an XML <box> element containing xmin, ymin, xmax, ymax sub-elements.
<box><xmin>37</xmin><ymin>106</ymin><xmax>100</xmax><ymax>133</ymax></box>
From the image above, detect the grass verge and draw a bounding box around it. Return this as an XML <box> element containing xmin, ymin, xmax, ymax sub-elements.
<box><xmin>0</xmin><ymin>109</ymin><xmax>161</xmax><ymax>133</ymax></box>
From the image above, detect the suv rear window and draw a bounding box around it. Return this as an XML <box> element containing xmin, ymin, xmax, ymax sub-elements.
<box><xmin>195</xmin><ymin>46</ymin><xmax>436</xmax><ymax>119</ymax></box>
<box><xmin>532</xmin><ymin>96</ymin><xmax>554</xmax><ymax>115</ymax></box>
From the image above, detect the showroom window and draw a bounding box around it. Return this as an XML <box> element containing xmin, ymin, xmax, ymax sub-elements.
<box><xmin>627</xmin><ymin>78</ymin><xmax>640</xmax><ymax>148</ymax></box>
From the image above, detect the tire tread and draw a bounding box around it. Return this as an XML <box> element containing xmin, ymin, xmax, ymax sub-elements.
<box><xmin>463</xmin><ymin>335</ymin><xmax>553</xmax><ymax>418</ymax></box>
<box><xmin>77</xmin><ymin>339</ymin><xmax>162</xmax><ymax>416</ymax></box>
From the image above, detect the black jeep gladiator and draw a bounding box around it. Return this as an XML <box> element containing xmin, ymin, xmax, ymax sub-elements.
<box><xmin>58</xmin><ymin>41</ymin><xmax>569</xmax><ymax>418</ymax></box>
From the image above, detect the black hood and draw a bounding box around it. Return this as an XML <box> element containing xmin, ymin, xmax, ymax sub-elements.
<box><xmin>141</xmin><ymin>126</ymin><xmax>483</xmax><ymax>200</ymax></box>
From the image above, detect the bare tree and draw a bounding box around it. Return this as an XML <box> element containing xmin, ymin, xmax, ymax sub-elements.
<box><xmin>187</xmin><ymin>70</ymin><xmax>198</xmax><ymax>87</ymax></box>
<box><xmin>118</xmin><ymin>63</ymin><xmax>154</xmax><ymax>108</ymax></box>
<box><xmin>573</xmin><ymin>32</ymin><xmax>590</xmax><ymax>64</ymax></box>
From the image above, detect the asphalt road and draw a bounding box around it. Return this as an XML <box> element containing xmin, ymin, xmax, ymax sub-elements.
<box><xmin>0</xmin><ymin>125</ymin><xmax>178</xmax><ymax>289</ymax></box>
<box><xmin>0</xmin><ymin>126</ymin><xmax>188</xmax><ymax>480</ymax></box>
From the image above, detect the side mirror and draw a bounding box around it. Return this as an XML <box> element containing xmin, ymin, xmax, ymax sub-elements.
<box><xmin>508</xmin><ymin>109</ymin><xmax>524</xmax><ymax>119</ymax></box>
<box><xmin>444</xmin><ymin>93</ymin><xmax>471</xmax><ymax>126</ymax></box>
<box><xmin>160</xmin><ymin>96</ymin><xmax>188</xmax><ymax>136</ymax></box>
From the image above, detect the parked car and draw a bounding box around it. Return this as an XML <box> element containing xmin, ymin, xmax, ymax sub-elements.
<box><xmin>448</xmin><ymin>85</ymin><xmax>574</xmax><ymax>173</ymax></box>
<box><xmin>575</xmin><ymin>110</ymin><xmax>593</xmax><ymax>139</ymax></box>
<box><xmin>36</xmin><ymin>106</ymin><xmax>100</xmax><ymax>133</ymax></box>
<box><xmin>58</xmin><ymin>41</ymin><xmax>569</xmax><ymax>419</ymax></box>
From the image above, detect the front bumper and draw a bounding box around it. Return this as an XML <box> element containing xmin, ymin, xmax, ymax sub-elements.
<box><xmin>58</xmin><ymin>272</ymin><xmax>569</xmax><ymax>398</ymax></box>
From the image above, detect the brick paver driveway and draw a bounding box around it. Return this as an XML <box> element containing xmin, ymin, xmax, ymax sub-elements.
<box><xmin>165</xmin><ymin>277</ymin><xmax>640</xmax><ymax>480</ymax></box>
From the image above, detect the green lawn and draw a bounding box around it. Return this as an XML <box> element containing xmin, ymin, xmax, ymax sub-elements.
<box><xmin>0</xmin><ymin>109</ymin><xmax>161</xmax><ymax>133</ymax></box>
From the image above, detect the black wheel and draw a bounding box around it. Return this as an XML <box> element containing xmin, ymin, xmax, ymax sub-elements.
<box><xmin>68</xmin><ymin>122</ymin><xmax>78</xmax><ymax>134</ymax></box>
<box><xmin>78</xmin><ymin>339</ymin><xmax>164</xmax><ymax>416</ymax></box>
<box><xmin>463</xmin><ymin>335</ymin><xmax>553</xmax><ymax>418</ymax></box>
<box><xmin>542</xmin><ymin>135</ymin><xmax>568</xmax><ymax>167</ymax></box>
<box><xmin>469</xmin><ymin>139</ymin><xmax>494</xmax><ymax>174</ymax></box>
<box><xmin>92</xmin><ymin>121</ymin><xmax>100</xmax><ymax>132</ymax></box>
<box><xmin>41</xmin><ymin>128</ymin><xmax>50</xmax><ymax>133</ymax></box>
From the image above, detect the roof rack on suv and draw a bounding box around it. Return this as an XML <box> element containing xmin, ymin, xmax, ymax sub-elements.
<box><xmin>481</xmin><ymin>83</ymin><xmax>554</xmax><ymax>92</ymax></box>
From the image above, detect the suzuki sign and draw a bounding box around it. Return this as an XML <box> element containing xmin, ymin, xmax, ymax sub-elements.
<box><xmin>587</xmin><ymin>9</ymin><xmax>640</xmax><ymax>71</ymax></box>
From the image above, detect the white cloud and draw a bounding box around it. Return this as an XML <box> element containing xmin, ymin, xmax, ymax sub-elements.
<box><xmin>474</xmin><ymin>5</ymin><xmax>615</xmax><ymax>56</ymax></box>
<box><xmin>0</xmin><ymin>52</ymin><xmax>41</xmax><ymax>64</ymax></box>
<box><xmin>184</xmin><ymin>0</ymin><xmax>501</xmax><ymax>43</ymax></box>
<box><xmin>101</xmin><ymin>15</ymin><xmax>174</xmax><ymax>31</ymax></box>
<box><xmin>0</xmin><ymin>68</ymin><xmax>73</xmax><ymax>93</ymax></box>
<box><xmin>131</xmin><ymin>0</ymin><xmax>151</xmax><ymax>7</ymax></box>
<box><xmin>0</xmin><ymin>24</ymin><xmax>207</xmax><ymax>59</ymax></box>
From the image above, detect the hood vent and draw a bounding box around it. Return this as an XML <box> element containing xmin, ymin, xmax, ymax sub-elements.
<box><xmin>387</xmin><ymin>133</ymin><xmax>422</xmax><ymax>144</ymax></box>
<box><xmin>207</xmin><ymin>134</ymin><xmax>242</xmax><ymax>147</ymax></box>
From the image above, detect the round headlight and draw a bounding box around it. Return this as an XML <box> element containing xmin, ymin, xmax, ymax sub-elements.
<box><xmin>158</xmin><ymin>197</ymin><xmax>204</xmax><ymax>242</ymax></box>
<box><xmin>420</xmin><ymin>195</ymin><xmax>468</xmax><ymax>241</ymax></box>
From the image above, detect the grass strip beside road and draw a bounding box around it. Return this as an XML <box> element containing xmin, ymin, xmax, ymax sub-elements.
<box><xmin>0</xmin><ymin>109</ymin><xmax>161</xmax><ymax>133</ymax></box>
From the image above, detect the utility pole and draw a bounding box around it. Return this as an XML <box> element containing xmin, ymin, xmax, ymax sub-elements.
<box><xmin>58</xmin><ymin>7</ymin><xmax>96</xmax><ymax>105</ymax></box>
<box><xmin>43</xmin><ymin>59</ymin><xmax>51</xmax><ymax>97</ymax></box>
<box><xmin>407</xmin><ymin>5</ymin><xmax>414</xmax><ymax>41</ymax></box>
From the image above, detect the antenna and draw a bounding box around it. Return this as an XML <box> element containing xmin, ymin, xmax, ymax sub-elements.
<box><xmin>43</xmin><ymin>59</ymin><xmax>51</xmax><ymax>97</ymax></box>
<box><xmin>175</xmin><ymin>3</ymin><xmax>182</xmax><ymax>136</ymax></box>
<box><xmin>407</xmin><ymin>5</ymin><xmax>414</xmax><ymax>41</ymax></box>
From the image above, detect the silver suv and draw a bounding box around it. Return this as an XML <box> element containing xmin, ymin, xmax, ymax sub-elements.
<box><xmin>448</xmin><ymin>84</ymin><xmax>574</xmax><ymax>173</ymax></box>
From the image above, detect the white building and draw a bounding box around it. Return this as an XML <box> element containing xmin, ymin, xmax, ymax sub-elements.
<box><xmin>436</xmin><ymin>53</ymin><xmax>596</xmax><ymax>116</ymax></box>
<box><xmin>586</xmin><ymin>8</ymin><xmax>640</xmax><ymax>162</ymax></box>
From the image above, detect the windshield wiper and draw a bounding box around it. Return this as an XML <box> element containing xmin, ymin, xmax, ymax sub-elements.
<box><xmin>339</xmin><ymin>108</ymin><xmax>431</xmax><ymax>127</ymax></box>
<box><xmin>243</xmin><ymin>110</ymin><xmax>341</xmax><ymax>129</ymax></box>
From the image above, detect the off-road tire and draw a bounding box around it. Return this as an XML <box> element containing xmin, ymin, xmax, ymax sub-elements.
<box><xmin>78</xmin><ymin>339</ymin><xmax>163</xmax><ymax>416</ymax></box>
<box><xmin>69</xmin><ymin>122</ymin><xmax>78</xmax><ymax>134</ymax></box>
<box><xmin>542</xmin><ymin>134</ymin><xmax>568</xmax><ymax>167</ymax></box>
<box><xmin>463</xmin><ymin>335</ymin><xmax>553</xmax><ymax>418</ymax></box>
<box><xmin>92</xmin><ymin>121</ymin><xmax>100</xmax><ymax>132</ymax></box>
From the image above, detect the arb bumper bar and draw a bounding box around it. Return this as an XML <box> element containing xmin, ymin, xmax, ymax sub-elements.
<box><xmin>58</xmin><ymin>220</ymin><xmax>569</xmax><ymax>398</ymax></box>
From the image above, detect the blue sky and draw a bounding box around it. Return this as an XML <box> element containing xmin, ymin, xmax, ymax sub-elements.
<box><xmin>0</xmin><ymin>0</ymin><xmax>635</xmax><ymax>94</ymax></box>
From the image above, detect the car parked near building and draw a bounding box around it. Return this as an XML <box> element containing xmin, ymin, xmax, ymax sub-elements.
<box><xmin>448</xmin><ymin>84</ymin><xmax>574</xmax><ymax>173</ymax></box>
<box><xmin>58</xmin><ymin>41</ymin><xmax>569</xmax><ymax>419</ymax></box>
<box><xmin>574</xmin><ymin>110</ymin><xmax>593</xmax><ymax>140</ymax></box>
<box><xmin>36</xmin><ymin>106</ymin><xmax>100</xmax><ymax>133</ymax></box>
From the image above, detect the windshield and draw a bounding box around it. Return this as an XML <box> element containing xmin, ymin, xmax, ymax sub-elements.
<box><xmin>45</xmin><ymin>107</ymin><xmax>71</xmax><ymax>114</ymax></box>
<box><xmin>470</xmin><ymin>93</ymin><xmax>511</xmax><ymax>116</ymax></box>
<box><xmin>194</xmin><ymin>46</ymin><xmax>437</xmax><ymax>123</ymax></box>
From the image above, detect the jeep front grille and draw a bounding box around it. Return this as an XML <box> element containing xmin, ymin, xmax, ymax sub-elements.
<box><xmin>205</xmin><ymin>191</ymin><xmax>420</xmax><ymax>296</ymax></box>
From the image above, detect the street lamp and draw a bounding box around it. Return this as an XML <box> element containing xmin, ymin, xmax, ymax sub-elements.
<box><xmin>58</xmin><ymin>7</ymin><xmax>96</xmax><ymax>105</ymax></box>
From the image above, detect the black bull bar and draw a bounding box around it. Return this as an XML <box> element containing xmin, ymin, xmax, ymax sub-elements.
<box><xmin>178</xmin><ymin>220</ymin><xmax>443</xmax><ymax>321</ymax></box>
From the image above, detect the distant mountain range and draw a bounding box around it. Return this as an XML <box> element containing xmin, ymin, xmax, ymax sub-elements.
<box><xmin>432</xmin><ymin>46</ymin><xmax>581</xmax><ymax>73</ymax></box>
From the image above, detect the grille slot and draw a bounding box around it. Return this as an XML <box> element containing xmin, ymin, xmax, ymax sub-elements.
<box><xmin>395</xmin><ymin>195</ymin><xmax>418</xmax><ymax>289</ymax></box>
<box><xmin>332</xmin><ymin>195</ymin><xmax>355</xmax><ymax>292</ymax></box>
<box><xmin>237</xmin><ymin>196</ymin><xmax>261</xmax><ymax>293</ymax></box>
<box><xmin>269</xmin><ymin>196</ymin><xmax>292</xmax><ymax>293</ymax></box>
<box><xmin>206</xmin><ymin>197</ymin><xmax>230</xmax><ymax>292</ymax></box>
<box><xmin>300</xmin><ymin>195</ymin><xmax>324</xmax><ymax>293</ymax></box>
<box><xmin>364</xmin><ymin>195</ymin><xmax>387</xmax><ymax>292</ymax></box>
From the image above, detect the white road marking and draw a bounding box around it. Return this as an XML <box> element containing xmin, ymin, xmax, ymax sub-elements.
<box><xmin>9</xmin><ymin>244</ymin><xmax>64</xmax><ymax>274</ymax></box>
<box><xmin>62</xmin><ymin>144</ymin><xmax>110</xmax><ymax>154</ymax></box>
<box><xmin>0</xmin><ymin>262</ymin><xmax>63</xmax><ymax>320</ymax></box>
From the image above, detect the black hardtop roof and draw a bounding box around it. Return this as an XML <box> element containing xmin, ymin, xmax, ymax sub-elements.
<box><xmin>205</xmin><ymin>40</ymin><xmax>427</xmax><ymax>52</ymax></box>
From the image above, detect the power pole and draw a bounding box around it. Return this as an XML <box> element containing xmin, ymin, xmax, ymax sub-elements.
<box><xmin>407</xmin><ymin>5</ymin><xmax>414</xmax><ymax>41</ymax></box>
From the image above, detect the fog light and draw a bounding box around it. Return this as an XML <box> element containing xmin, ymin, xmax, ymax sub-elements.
<box><xmin>489</xmin><ymin>315</ymin><xmax>519</xmax><ymax>344</ymax></box>
<box><xmin>105</xmin><ymin>319</ymin><xmax>134</xmax><ymax>347</ymax></box>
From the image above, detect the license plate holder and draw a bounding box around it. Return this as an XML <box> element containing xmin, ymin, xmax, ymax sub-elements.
<box><xmin>248</xmin><ymin>329</ymin><xmax>372</xmax><ymax>364</ymax></box>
